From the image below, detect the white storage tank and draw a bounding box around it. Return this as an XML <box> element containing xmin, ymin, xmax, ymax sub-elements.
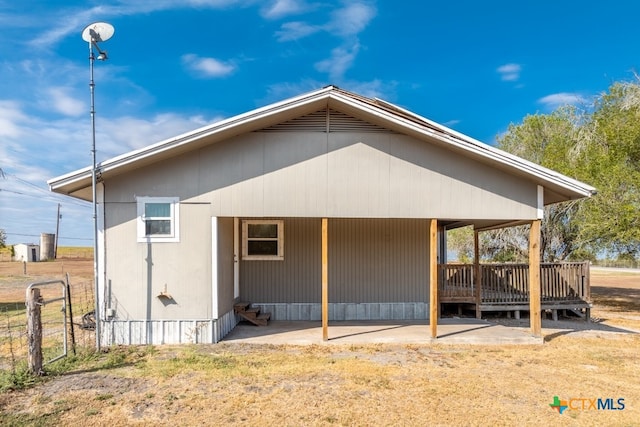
<box><xmin>40</xmin><ymin>233</ymin><xmax>55</xmax><ymax>261</ymax></box>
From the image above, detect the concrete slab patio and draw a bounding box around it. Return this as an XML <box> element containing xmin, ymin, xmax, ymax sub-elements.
<box><xmin>222</xmin><ymin>318</ymin><xmax>544</xmax><ymax>345</ymax></box>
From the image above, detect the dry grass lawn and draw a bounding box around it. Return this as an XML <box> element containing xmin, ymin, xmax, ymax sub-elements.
<box><xmin>0</xmin><ymin>261</ymin><xmax>639</xmax><ymax>426</ymax></box>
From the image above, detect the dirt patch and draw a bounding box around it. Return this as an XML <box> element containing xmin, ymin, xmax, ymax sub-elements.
<box><xmin>0</xmin><ymin>260</ymin><xmax>94</xmax><ymax>304</ymax></box>
<box><xmin>0</xmin><ymin>259</ymin><xmax>93</xmax><ymax>281</ymax></box>
<box><xmin>1</xmin><ymin>338</ymin><xmax>638</xmax><ymax>426</ymax></box>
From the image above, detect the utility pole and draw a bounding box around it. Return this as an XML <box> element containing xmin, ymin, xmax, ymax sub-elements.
<box><xmin>54</xmin><ymin>203</ymin><xmax>61</xmax><ymax>259</ymax></box>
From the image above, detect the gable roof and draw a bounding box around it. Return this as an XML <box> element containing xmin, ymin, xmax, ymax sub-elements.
<box><xmin>48</xmin><ymin>85</ymin><xmax>596</xmax><ymax>204</ymax></box>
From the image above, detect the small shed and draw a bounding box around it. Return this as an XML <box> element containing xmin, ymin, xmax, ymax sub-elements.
<box><xmin>14</xmin><ymin>244</ymin><xmax>40</xmax><ymax>262</ymax></box>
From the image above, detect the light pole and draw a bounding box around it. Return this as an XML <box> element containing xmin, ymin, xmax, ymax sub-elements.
<box><xmin>82</xmin><ymin>22</ymin><xmax>114</xmax><ymax>351</ymax></box>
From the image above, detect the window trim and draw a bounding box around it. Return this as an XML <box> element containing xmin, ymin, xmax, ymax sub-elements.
<box><xmin>136</xmin><ymin>197</ymin><xmax>180</xmax><ymax>243</ymax></box>
<box><xmin>241</xmin><ymin>219</ymin><xmax>284</xmax><ymax>261</ymax></box>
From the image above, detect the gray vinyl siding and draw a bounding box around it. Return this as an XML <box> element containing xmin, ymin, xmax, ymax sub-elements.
<box><xmin>198</xmin><ymin>130</ymin><xmax>538</xmax><ymax>220</ymax></box>
<box><xmin>240</xmin><ymin>218</ymin><xmax>429</xmax><ymax>304</ymax></box>
<box><xmin>100</xmin><ymin>125</ymin><xmax>540</xmax><ymax>222</ymax></box>
<box><xmin>240</xmin><ymin>218</ymin><xmax>321</xmax><ymax>303</ymax></box>
<box><xmin>103</xmin><ymin>190</ymin><xmax>213</xmax><ymax>320</ymax></box>
<box><xmin>330</xmin><ymin>218</ymin><xmax>429</xmax><ymax>303</ymax></box>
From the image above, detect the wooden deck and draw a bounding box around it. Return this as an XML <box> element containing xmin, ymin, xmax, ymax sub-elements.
<box><xmin>439</xmin><ymin>262</ymin><xmax>591</xmax><ymax>318</ymax></box>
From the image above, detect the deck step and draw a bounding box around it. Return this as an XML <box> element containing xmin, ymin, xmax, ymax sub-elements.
<box><xmin>243</xmin><ymin>307</ymin><xmax>261</xmax><ymax>318</ymax></box>
<box><xmin>255</xmin><ymin>312</ymin><xmax>271</xmax><ymax>326</ymax></box>
<box><xmin>234</xmin><ymin>301</ymin><xmax>271</xmax><ymax>326</ymax></box>
<box><xmin>233</xmin><ymin>302</ymin><xmax>251</xmax><ymax>313</ymax></box>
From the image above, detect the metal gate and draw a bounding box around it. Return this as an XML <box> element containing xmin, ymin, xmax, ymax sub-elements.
<box><xmin>25</xmin><ymin>279</ymin><xmax>69</xmax><ymax>373</ymax></box>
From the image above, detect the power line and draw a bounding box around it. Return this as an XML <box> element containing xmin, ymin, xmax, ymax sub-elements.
<box><xmin>0</xmin><ymin>188</ymin><xmax>25</xmax><ymax>195</ymax></box>
<box><xmin>0</xmin><ymin>186</ymin><xmax>90</xmax><ymax>208</ymax></box>
<box><xmin>8</xmin><ymin>173</ymin><xmax>48</xmax><ymax>191</ymax></box>
<box><xmin>6</xmin><ymin>232</ymin><xmax>91</xmax><ymax>241</ymax></box>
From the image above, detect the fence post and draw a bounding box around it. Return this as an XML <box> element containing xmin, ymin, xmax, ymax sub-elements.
<box><xmin>66</xmin><ymin>273</ymin><xmax>76</xmax><ymax>355</ymax></box>
<box><xmin>27</xmin><ymin>287</ymin><xmax>44</xmax><ymax>375</ymax></box>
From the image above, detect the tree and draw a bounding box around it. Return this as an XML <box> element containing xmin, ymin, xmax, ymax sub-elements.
<box><xmin>446</xmin><ymin>79</ymin><xmax>640</xmax><ymax>262</ymax></box>
<box><xmin>446</xmin><ymin>226</ymin><xmax>474</xmax><ymax>262</ymax></box>
<box><xmin>495</xmin><ymin>80</ymin><xmax>640</xmax><ymax>260</ymax></box>
<box><xmin>574</xmin><ymin>81</ymin><xmax>640</xmax><ymax>257</ymax></box>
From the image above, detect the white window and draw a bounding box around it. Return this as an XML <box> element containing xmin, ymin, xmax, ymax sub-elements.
<box><xmin>137</xmin><ymin>197</ymin><xmax>180</xmax><ymax>243</ymax></box>
<box><xmin>242</xmin><ymin>220</ymin><xmax>284</xmax><ymax>260</ymax></box>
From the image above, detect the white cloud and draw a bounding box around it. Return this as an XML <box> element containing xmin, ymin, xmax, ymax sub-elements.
<box><xmin>26</xmin><ymin>1</ymin><xmax>252</xmax><ymax>48</ymax></box>
<box><xmin>20</xmin><ymin>1</ymin><xmax>376</xmax><ymax>86</ymax></box>
<box><xmin>275</xmin><ymin>21</ymin><xmax>321</xmax><ymax>41</ymax></box>
<box><xmin>181</xmin><ymin>54</ymin><xmax>236</xmax><ymax>78</ymax></box>
<box><xmin>315</xmin><ymin>42</ymin><xmax>360</xmax><ymax>81</ymax></box>
<box><xmin>99</xmin><ymin>113</ymin><xmax>224</xmax><ymax>155</ymax></box>
<box><xmin>262</xmin><ymin>0</ymin><xmax>310</xmax><ymax>19</ymax></box>
<box><xmin>47</xmin><ymin>87</ymin><xmax>85</xmax><ymax>117</ymax></box>
<box><xmin>341</xmin><ymin>79</ymin><xmax>390</xmax><ymax>99</ymax></box>
<box><xmin>297</xmin><ymin>2</ymin><xmax>376</xmax><ymax>79</ymax></box>
<box><xmin>0</xmin><ymin>100</ymin><xmax>27</xmax><ymax>138</ymax></box>
<box><xmin>538</xmin><ymin>92</ymin><xmax>586</xmax><ymax>109</ymax></box>
<box><xmin>497</xmin><ymin>63</ymin><xmax>522</xmax><ymax>81</ymax></box>
<box><xmin>326</xmin><ymin>2</ymin><xmax>376</xmax><ymax>37</ymax></box>
<box><xmin>276</xmin><ymin>1</ymin><xmax>376</xmax><ymax>42</ymax></box>
<box><xmin>260</xmin><ymin>80</ymin><xmax>323</xmax><ymax>105</ymax></box>
<box><xmin>443</xmin><ymin>119</ymin><xmax>461</xmax><ymax>128</ymax></box>
<box><xmin>0</xmin><ymin>98</ymin><xmax>223</xmax><ymax>176</ymax></box>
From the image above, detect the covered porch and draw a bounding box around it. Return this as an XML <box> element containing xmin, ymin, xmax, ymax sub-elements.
<box><xmin>241</xmin><ymin>218</ymin><xmax>556</xmax><ymax>341</ymax></box>
<box><xmin>318</xmin><ymin>218</ymin><xmax>552</xmax><ymax>340</ymax></box>
<box><xmin>232</xmin><ymin>193</ymin><xmax>594</xmax><ymax>342</ymax></box>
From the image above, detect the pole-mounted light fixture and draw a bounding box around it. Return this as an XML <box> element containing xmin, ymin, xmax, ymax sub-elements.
<box><xmin>82</xmin><ymin>22</ymin><xmax>114</xmax><ymax>351</ymax></box>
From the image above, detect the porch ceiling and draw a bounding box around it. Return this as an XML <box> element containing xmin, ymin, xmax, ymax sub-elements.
<box><xmin>441</xmin><ymin>219</ymin><xmax>531</xmax><ymax>231</ymax></box>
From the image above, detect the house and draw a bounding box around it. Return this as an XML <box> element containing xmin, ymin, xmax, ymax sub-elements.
<box><xmin>48</xmin><ymin>86</ymin><xmax>596</xmax><ymax>345</ymax></box>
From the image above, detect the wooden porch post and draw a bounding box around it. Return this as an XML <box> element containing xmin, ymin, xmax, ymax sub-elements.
<box><xmin>429</xmin><ymin>219</ymin><xmax>438</xmax><ymax>339</ymax></box>
<box><xmin>322</xmin><ymin>218</ymin><xmax>329</xmax><ymax>341</ymax></box>
<box><xmin>529</xmin><ymin>220</ymin><xmax>542</xmax><ymax>337</ymax></box>
<box><xmin>474</xmin><ymin>230</ymin><xmax>482</xmax><ymax>319</ymax></box>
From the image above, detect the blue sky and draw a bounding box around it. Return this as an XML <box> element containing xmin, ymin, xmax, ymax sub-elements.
<box><xmin>1</xmin><ymin>0</ymin><xmax>640</xmax><ymax>246</ymax></box>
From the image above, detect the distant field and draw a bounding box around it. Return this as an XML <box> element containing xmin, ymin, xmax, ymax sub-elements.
<box><xmin>55</xmin><ymin>246</ymin><xmax>93</xmax><ymax>259</ymax></box>
<box><xmin>0</xmin><ymin>246</ymin><xmax>92</xmax><ymax>262</ymax></box>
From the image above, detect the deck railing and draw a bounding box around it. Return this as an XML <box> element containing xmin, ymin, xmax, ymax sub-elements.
<box><xmin>439</xmin><ymin>264</ymin><xmax>476</xmax><ymax>302</ymax></box>
<box><xmin>439</xmin><ymin>261</ymin><xmax>590</xmax><ymax>305</ymax></box>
